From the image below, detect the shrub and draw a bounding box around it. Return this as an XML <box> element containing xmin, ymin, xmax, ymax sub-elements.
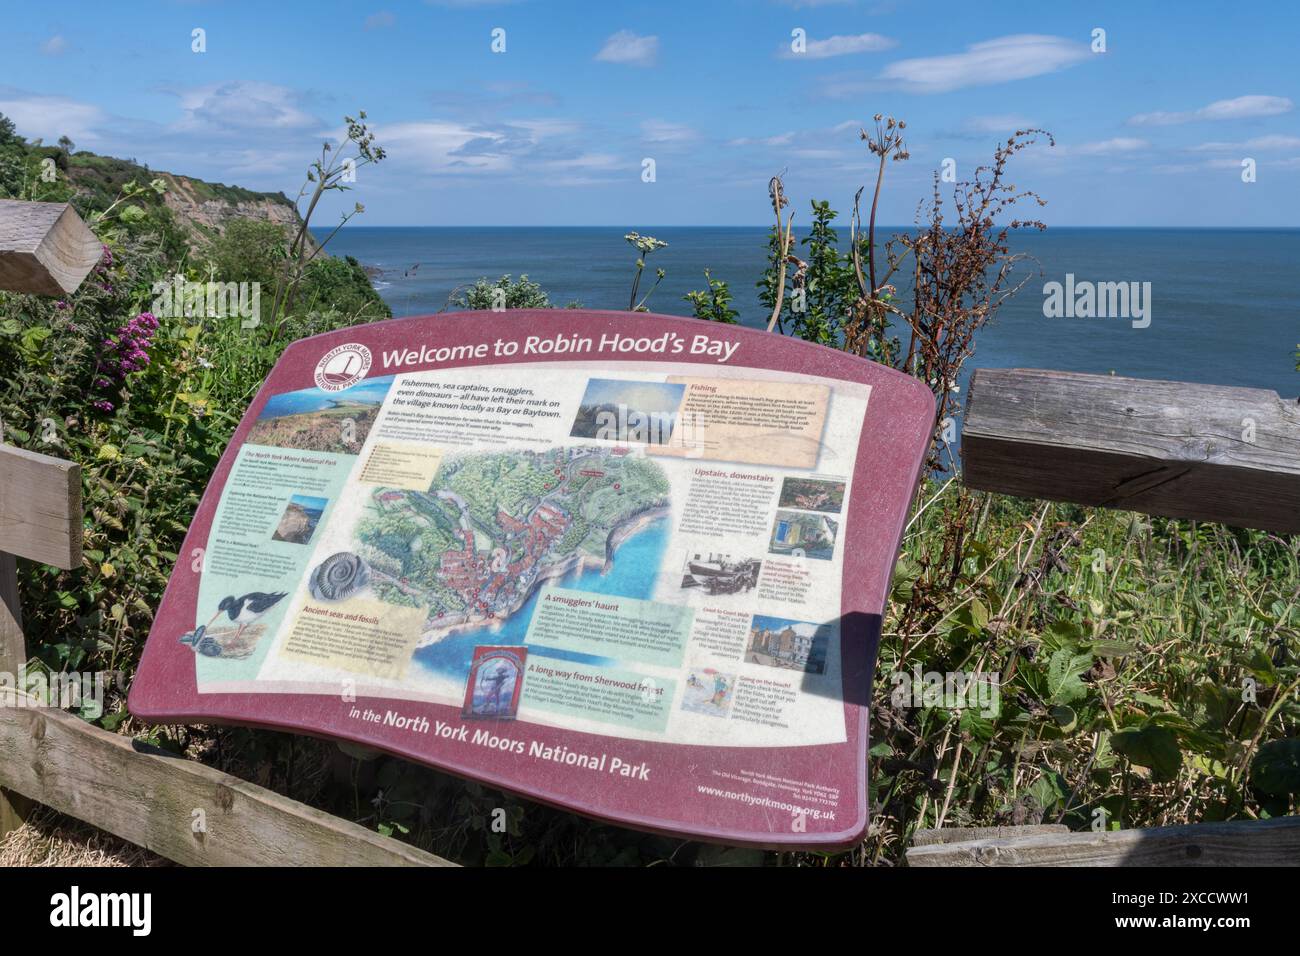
<box><xmin>449</xmin><ymin>274</ymin><xmax>554</xmax><ymax>310</ymax></box>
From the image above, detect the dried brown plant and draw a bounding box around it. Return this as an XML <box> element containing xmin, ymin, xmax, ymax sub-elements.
<box><xmin>846</xmin><ymin>122</ymin><xmax>1055</xmax><ymax>470</ymax></box>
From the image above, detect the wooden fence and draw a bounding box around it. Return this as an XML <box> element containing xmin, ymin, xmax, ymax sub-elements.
<box><xmin>926</xmin><ymin>367</ymin><xmax>1300</xmax><ymax>866</ymax></box>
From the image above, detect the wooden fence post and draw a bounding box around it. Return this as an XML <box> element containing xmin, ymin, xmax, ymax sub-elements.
<box><xmin>0</xmin><ymin>197</ymin><xmax>98</xmax><ymax>841</ymax></box>
<box><xmin>0</xmin><ymin>445</ymin><xmax>82</xmax><ymax>840</ymax></box>
<box><xmin>0</xmin><ymin>551</ymin><xmax>32</xmax><ymax>836</ymax></box>
<box><xmin>0</xmin><ymin>199</ymin><xmax>102</xmax><ymax>297</ymax></box>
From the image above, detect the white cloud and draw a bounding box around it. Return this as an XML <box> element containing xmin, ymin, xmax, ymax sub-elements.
<box><xmin>789</xmin><ymin>147</ymin><xmax>848</xmax><ymax>160</ymax></box>
<box><xmin>1128</xmin><ymin>95</ymin><xmax>1293</xmax><ymax>126</ymax></box>
<box><xmin>595</xmin><ymin>30</ymin><xmax>658</xmax><ymax>67</ymax></box>
<box><xmin>1190</xmin><ymin>134</ymin><xmax>1300</xmax><ymax>152</ymax></box>
<box><xmin>41</xmin><ymin>35</ymin><xmax>67</xmax><ymax>56</ymax></box>
<box><xmin>728</xmin><ymin>132</ymin><xmax>796</xmax><ymax>147</ymax></box>
<box><xmin>364</xmin><ymin>11</ymin><xmax>395</xmax><ymax>29</ymax></box>
<box><xmin>172</xmin><ymin>81</ymin><xmax>319</xmax><ymax>131</ymax></box>
<box><xmin>547</xmin><ymin>153</ymin><xmax>622</xmax><ymax>171</ymax></box>
<box><xmin>361</xmin><ymin>120</ymin><xmax>512</xmax><ymax>173</ymax></box>
<box><xmin>0</xmin><ymin>91</ymin><xmax>107</xmax><ymax>144</ymax></box>
<box><xmin>879</xmin><ymin>34</ymin><xmax>1090</xmax><ymax>94</ymax></box>
<box><xmin>338</xmin><ymin>116</ymin><xmax>601</xmax><ymax>178</ymax></box>
<box><xmin>510</xmin><ymin>118</ymin><xmax>582</xmax><ymax>138</ymax></box>
<box><xmin>1074</xmin><ymin>137</ymin><xmax>1148</xmax><ymax>155</ymax></box>
<box><xmin>962</xmin><ymin>114</ymin><xmax>1034</xmax><ymax>134</ymax></box>
<box><xmin>1155</xmin><ymin>154</ymin><xmax>1300</xmax><ymax>174</ymax></box>
<box><xmin>640</xmin><ymin>119</ymin><xmax>696</xmax><ymax>144</ymax></box>
<box><xmin>780</xmin><ymin>32</ymin><xmax>896</xmax><ymax>60</ymax></box>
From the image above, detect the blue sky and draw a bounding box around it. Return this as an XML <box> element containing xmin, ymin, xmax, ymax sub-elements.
<box><xmin>3</xmin><ymin>0</ymin><xmax>1297</xmax><ymax>226</ymax></box>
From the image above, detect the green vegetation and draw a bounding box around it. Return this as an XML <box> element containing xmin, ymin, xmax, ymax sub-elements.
<box><xmin>682</xmin><ymin>269</ymin><xmax>739</xmax><ymax>324</ymax></box>
<box><xmin>0</xmin><ymin>110</ymin><xmax>391</xmax><ymax>724</ymax></box>
<box><xmin>448</xmin><ymin>273</ymin><xmax>581</xmax><ymax>311</ymax></box>
<box><xmin>868</xmin><ymin>488</ymin><xmax>1300</xmax><ymax>857</ymax></box>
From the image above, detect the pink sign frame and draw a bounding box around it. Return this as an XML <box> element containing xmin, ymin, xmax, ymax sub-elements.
<box><xmin>129</xmin><ymin>309</ymin><xmax>934</xmax><ymax>848</ymax></box>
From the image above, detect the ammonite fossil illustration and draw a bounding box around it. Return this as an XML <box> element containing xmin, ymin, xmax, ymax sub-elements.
<box><xmin>309</xmin><ymin>551</ymin><xmax>370</xmax><ymax>601</ymax></box>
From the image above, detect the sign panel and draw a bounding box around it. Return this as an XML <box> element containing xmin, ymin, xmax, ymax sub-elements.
<box><xmin>129</xmin><ymin>310</ymin><xmax>934</xmax><ymax>847</ymax></box>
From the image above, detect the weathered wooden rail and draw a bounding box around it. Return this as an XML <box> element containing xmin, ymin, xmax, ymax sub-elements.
<box><xmin>908</xmin><ymin>817</ymin><xmax>1300</xmax><ymax>867</ymax></box>
<box><xmin>964</xmin><ymin>367</ymin><xmax>1300</xmax><ymax>534</ymax></box>
<box><xmin>0</xmin><ymin>200</ymin><xmax>452</xmax><ymax>866</ymax></box>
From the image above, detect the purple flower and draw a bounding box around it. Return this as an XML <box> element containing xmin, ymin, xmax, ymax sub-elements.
<box><xmin>92</xmin><ymin>310</ymin><xmax>159</xmax><ymax>405</ymax></box>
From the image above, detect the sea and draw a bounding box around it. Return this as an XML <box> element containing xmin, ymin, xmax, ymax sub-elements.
<box><xmin>317</xmin><ymin>226</ymin><xmax>1300</xmax><ymax>400</ymax></box>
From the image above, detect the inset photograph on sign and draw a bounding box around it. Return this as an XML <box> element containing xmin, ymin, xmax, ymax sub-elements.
<box><xmin>271</xmin><ymin>494</ymin><xmax>328</xmax><ymax>545</ymax></box>
<box><xmin>778</xmin><ymin>476</ymin><xmax>846</xmax><ymax>515</ymax></box>
<box><xmin>768</xmin><ymin>509</ymin><xmax>838</xmax><ymax>560</ymax></box>
<box><xmin>569</xmin><ymin>378</ymin><xmax>685</xmax><ymax>445</ymax></box>
<box><xmin>680</xmin><ymin>666</ymin><xmax>735</xmax><ymax>717</ymax></box>
<box><xmin>462</xmin><ymin>646</ymin><xmax>527</xmax><ymax>719</ymax></box>
<box><xmin>679</xmin><ymin>550</ymin><xmax>761</xmax><ymax>598</ymax></box>
<box><xmin>745</xmin><ymin>614</ymin><xmax>830</xmax><ymax>675</ymax></box>
<box><xmin>245</xmin><ymin>374</ymin><xmax>395</xmax><ymax>453</ymax></box>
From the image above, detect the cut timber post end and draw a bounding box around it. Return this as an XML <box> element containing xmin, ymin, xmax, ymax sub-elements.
<box><xmin>0</xmin><ymin>199</ymin><xmax>102</xmax><ymax>297</ymax></box>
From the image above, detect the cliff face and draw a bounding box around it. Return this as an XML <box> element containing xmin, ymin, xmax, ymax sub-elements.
<box><xmin>65</xmin><ymin>152</ymin><xmax>309</xmax><ymax>248</ymax></box>
<box><xmin>158</xmin><ymin>172</ymin><xmax>304</xmax><ymax>245</ymax></box>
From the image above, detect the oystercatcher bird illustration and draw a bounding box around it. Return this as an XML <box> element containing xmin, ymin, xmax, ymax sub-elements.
<box><xmin>207</xmin><ymin>591</ymin><xmax>289</xmax><ymax>640</ymax></box>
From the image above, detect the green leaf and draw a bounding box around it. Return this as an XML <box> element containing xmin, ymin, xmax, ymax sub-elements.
<box><xmin>1046</xmin><ymin>648</ymin><xmax>1092</xmax><ymax>704</ymax></box>
<box><xmin>1027</xmin><ymin>768</ymin><xmax>1068</xmax><ymax>811</ymax></box>
<box><xmin>1132</xmin><ymin>691</ymin><xmax>1169</xmax><ymax>711</ymax></box>
<box><xmin>1044</xmin><ymin>618</ymin><xmax>1085</xmax><ymax>648</ymax></box>
<box><xmin>960</xmin><ymin>709</ymin><xmax>996</xmax><ymax>741</ymax></box>
<box><xmin>1086</xmin><ymin>639</ymin><xmax>1138</xmax><ymax>658</ymax></box>
<box><xmin>1049</xmin><ymin>704</ymin><xmax>1078</xmax><ymax>733</ymax></box>
<box><xmin>1112</xmin><ymin>724</ymin><xmax>1183</xmax><ymax>782</ymax></box>
<box><xmin>1246</xmin><ymin>648</ymin><xmax>1278</xmax><ymax>687</ymax></box>
<box><xmin>1251</xmin><ymin>739</ymin><xmax>1300</xmax><ymax>797</ymax></box>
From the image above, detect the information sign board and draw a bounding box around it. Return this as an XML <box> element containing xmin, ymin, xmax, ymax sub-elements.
<box><xmin>130</xmin><ymin>309</ymin><xmax>934</xmax><ymax>847</ymax></box>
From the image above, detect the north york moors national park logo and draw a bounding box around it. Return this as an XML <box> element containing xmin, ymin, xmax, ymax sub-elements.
<box><xmin>314</xmin><ymin>343</ymin><xmax>373</xmax><ymax>392</ymax></box>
